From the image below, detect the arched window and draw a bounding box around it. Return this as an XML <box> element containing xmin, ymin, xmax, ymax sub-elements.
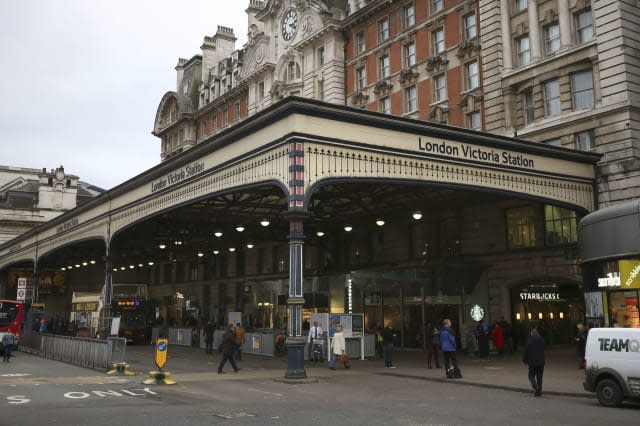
<box><xmin>286</xmin><ymin>61</ymin><xmax>301</xmax><ymax>81</ymax></box>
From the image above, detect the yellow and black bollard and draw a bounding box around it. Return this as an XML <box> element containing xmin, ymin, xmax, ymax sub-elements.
<box><xmin>143</xmin><ymin>338</ymin><xmax>176</xmax><ymax>385</ymax></box>
<box><xmin>107</xmin><ymin>362</ymin><xmax>136</xmax><ymax>376</ymax></box>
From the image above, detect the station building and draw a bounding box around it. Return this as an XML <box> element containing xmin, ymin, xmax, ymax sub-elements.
<box><xmin>2</xmin><ymin>0</ymin><xmax>639</xmax><ymax>353</ymax></box>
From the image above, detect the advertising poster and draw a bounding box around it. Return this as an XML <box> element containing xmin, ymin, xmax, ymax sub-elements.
<box><xmin>585</xmin><ymin>292</ymin><xmax>604</xmax><ymax>318</ymax></box>
<box><xmin>252</xmin><ymin>335</ymin><xmax>262</xmax><ymax>350</ymax></box>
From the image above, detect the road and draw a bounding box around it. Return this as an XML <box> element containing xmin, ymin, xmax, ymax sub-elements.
<box><xmin>1</xmin><ymin>352</ymin><xmax>638</xmax><ymax>425</ymax></box>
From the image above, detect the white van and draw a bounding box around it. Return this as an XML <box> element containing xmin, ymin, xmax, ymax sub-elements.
<box><xmin>583</xmin><ymin>328</ymin><xmax>640</xmax><ymax>406</ymax></box>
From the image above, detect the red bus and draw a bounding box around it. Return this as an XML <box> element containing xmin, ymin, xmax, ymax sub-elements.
<box><xmin>0</xmin><ymin>300</ymin><xmax>25</xmax><ymax>343</ymax></box>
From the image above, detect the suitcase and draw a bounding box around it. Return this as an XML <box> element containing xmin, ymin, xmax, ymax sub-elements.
<box><xmin>446</xmin><ymin>367</ymin><xmax>462</xmax><ymax>379</ymax></box>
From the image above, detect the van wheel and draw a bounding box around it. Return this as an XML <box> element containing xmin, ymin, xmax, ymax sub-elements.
<box><xmin>596</xmin><ymin>378</ymin><xmax>623</xmax><ymax>407</ymax></box>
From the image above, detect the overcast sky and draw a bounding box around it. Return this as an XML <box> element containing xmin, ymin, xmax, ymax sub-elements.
<box><xmin>0</xmin><ymin>1</ymin><xmax>247</xmax><ymax>190</ymax></box>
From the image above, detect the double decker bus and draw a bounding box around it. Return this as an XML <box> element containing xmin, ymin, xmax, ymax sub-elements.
<box><xmin>0</xmin><ymin>300</ymin><xmax>25</xmax><ymax>343</ymax></box>
<box><xmin>112</xmin><ymin>284</ymin><xmax>149</xmax><ymax>344</ymax></box>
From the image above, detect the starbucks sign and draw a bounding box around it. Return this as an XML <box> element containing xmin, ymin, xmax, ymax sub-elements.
<box><xmin>470</xmin><ymin>304</ymin><xmax>485</xmax><ymax>321</ymax></box>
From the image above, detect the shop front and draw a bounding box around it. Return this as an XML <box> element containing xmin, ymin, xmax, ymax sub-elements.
<box><xmin>510</xmin><ymin>282</ymin><xmax>583</xmax><ymax>346</ymax></box>
<box><xmin>579</xmin><ymin>200</ymin><xmax>640</xmax><ymax>329</ymax></box>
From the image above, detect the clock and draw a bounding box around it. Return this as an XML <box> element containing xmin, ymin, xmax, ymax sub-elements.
<box><xmin>281</xmin><ymin>8</ymin><xmax>298</xmax><ymax>42</ymax></box>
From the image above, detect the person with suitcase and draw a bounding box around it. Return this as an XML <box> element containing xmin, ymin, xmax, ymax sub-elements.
<box><xmin>440</xmin><ymin>319</ymin><xmax>462</xmax><ymax>379</ymax></box>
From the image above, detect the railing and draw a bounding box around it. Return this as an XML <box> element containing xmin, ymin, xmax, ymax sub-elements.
<box><xmin>19</xmin><ymin>331</ymin><xmax>126</xmax><ymax>370</ymax></box>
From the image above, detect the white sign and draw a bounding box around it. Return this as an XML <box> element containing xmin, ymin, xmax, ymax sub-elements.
<box><xmin>16</xmin><ymin>288</ymin><xmax>26</xmax><ymax>301</ymax></box>
<box><xmin>470</xmin><ymin>304</ymin><xmax>485</xmax><ymax>321</ymax></box>
<box><xmin>598</xmin><ymin>272</ymin><xmax>621</xmax><ymax>288</ymax></box>
<box><xmin>17</xmin><ymin>278</ymin><xmax>27</xmax><ymax>289</ymax></box>
<box><xmin>110</xmin><ymin>317</ymin><xmax>121</xmax><ymax>336</ymax></box>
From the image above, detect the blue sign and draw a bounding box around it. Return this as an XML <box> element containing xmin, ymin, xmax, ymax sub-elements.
<box><xmin>157</xmin><ymin>342</ymin><xmax>167</xmax><ymax>351</ymax></box>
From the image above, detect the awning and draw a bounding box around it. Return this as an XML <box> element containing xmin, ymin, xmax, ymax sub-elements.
<box><xmin>578</xmin><ymin>199</ymin><xmax>640</xmax><ymax>263</ymax></box>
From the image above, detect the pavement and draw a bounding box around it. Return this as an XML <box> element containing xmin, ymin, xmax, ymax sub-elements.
<box><xmin>119</xmin><ymin>343</ymin><xmax>591</xmax><ymax>399</ymax></box>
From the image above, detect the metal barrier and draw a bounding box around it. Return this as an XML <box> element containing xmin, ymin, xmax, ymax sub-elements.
<box><xmin>19</xmin><ymin>331</ymin><xmax>127</xmax><ymax>370</ymax></box>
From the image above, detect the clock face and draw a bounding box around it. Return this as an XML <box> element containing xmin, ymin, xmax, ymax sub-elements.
<box><xmin>281</xmin><ymin>9</ymin><xmax>298</xmax><ymax>42</ymax></box>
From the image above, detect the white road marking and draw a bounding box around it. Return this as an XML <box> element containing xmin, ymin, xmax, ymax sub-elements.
<box><xmin>247</xmin><ymin>388</ymin><xmax>282</xmax><ymax>397</ymax></box>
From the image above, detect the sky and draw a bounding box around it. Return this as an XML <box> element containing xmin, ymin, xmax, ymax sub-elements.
<box><xmin>0</xmin><ymin>0</ymin><xmax>248</xmax><ymax>190</ymax></box>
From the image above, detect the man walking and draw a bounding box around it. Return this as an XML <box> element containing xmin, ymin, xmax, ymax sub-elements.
<box><xmin>522</xmin><ymin>326</ymin><xmax>545</xmax><ymax>396</ymax></box>
<box><xmin>234</xmin><ymin>322</ymin><xmax>246</xmax><ymax>361</ymax></box>
<box><xmin>440</xmin><ymin>319</ymin><xmax>461</xmax><ymax>378</ymax></box>
<box><xmin>381</xmin><ymin>324</ymin><xmax>396</xmax><ymax>368</ymax></box>
<box><xmin>204</xmin><ymin>320</ymin><xmax>215</xmax><ymax>354</ymax></box>
<box><xmin>308</xmin><ymin>320</ymin><xmax>323</xmax><ymax>362</ymax></box>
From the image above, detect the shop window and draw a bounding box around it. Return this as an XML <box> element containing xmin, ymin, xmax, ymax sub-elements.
<box><xmin>506</xmin><ymin>206</ymin><xmax>536</xmax><ymax>249</ymax></box>
<box><xmin>544</xmin><ymin>205</ymin><xmax>578</xmax><ymax>247</ymax></box>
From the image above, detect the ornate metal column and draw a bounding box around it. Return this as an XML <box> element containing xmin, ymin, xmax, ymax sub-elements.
<box><xmin>100</xmin><ymin>245</ymin><xmax>113</xmax><ymax>340</ymax></box>
<box><xmin>284</xmin><ymin>140</ymin><xmax>307</xmax><ymax>379</ymax></box>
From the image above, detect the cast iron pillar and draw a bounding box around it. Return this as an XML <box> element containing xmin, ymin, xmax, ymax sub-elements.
<box><xmin>284</xmin><ymin>140</ymin><xmax>307</xmax><ymax>379</ymax></box>
<box><xmin>101</xmin><ymin>252</ymin><xmax>113</xmax><ymax>340</ymax></box>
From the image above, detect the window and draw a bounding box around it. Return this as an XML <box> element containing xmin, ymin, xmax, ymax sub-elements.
<box><xmin>189</xmin><ymin>262</ymin><xmax>198</xmax><ymax>281</ymax></box>
<box><xmin>516</xmin><ymin>36</ymin><xmax>530</xmax><ymax>66</ymax></box>
<box><xmin>378</xmin><ymin>18</ymin><xmax>389</xmax><ymax>41</ymax></box>
<box><xmin>257</xmin><ymin>82</ymin><xmax>265</xmax><ymax>100</ymax></box>
<box><xmin>465</xmin><ymin>61</ymin><xmax>479</xmax><ymax>90</ymax></box>
<box><xmin>545</xmin><ymin>139</ymin><xmax>562</xmax><ymax>147</ymax></box>
<box><xmin>318</xmin><ymin>47</ymin><xmax>325</xmax><ymax>66</ymax></box>
<box><xmin>286</xmin><ymin>61</ymin><xmax>301</xmax><ymax>81</ymax></box>
<box><xmin>523</xmin><ymin>89</ymin><xmax>534</xmax><ymax>124</ymax></box>
<box><xmin>223</xmin><ymin>109</ymin><xmax>228</xmax><ymax>125</ymax></box>
<box><xmin>571</xmin><ymin>70</ymin><xmax>594</xmax><ymax>110</ymax></box>
<box><xmin>380</xmin><ymin>96</ymin><xmax>391</xmax><ymax>114</ymax></box>
<box><xmin>576</xmin><ymin>130</ymin><xmax>595</xmax><ymax>151</ymax></box>
<box><xmin>405</xmin><ymin>85</ymin><xmax>417</xmax><ymax>112</ymax></box>
<box><xmin>433</xmin><ymin>28</ymin><xmax>445</xmax><ymax>54</ymax></box>
<box><xmin>356</xmin><ymin>32</ymin><xmax>366</xmax><ymax>53</ymax></box>
<box><xmin>318</xmin><ymin>79</ymin><xmax>325</xmax><ymax>100</ymax></box>
<box><xmin>464</xmin><ymin>13</ymin><xmax>477</xmax><ymax>40</ymax></box>
<box><xmin>545</xmin><ymin>24</ymin><xmax>560</xmax><ymax>54</ymax></box>
<box><xmin>404</xmin><ymin>4</ymin><xmax>415</xmax><ymax>28</ymax></box>
<box><xmin>506</xmin><ymin>206</ymin><xmax>536</xmax><ymax>249</ymax></box>
<box><xmin>379</xmin><ymin>54</ymin><xmax>390</xmax><ymax>78</ymax></box>
<box><xmin>576</xmin><ymin>10</ymin><xmax>593</xmax><ymax>44</ymax></box>
<box><xmin>544</xmin><ymin>79</ymin><xmax>560</xmax><ymax>116</ymax></box>
<box><xmin>514</xmin><ymin>0</ymin><xmax>527</xmax><ymax>12</ymax></box>
<box><xmin>434</xmin><ymin>74</ymin><xmax>447</xmax><ymax>101</ymax></box>
<box><xmin>405</xmin><ymin>42</ymin><xmax>416</xmax><ymax>67</ymax></box>
<box><xmin>432</xmin><ymin>0</ymin><xmax>443</xmax><ymax>13</ymax></box>
<box><xmin>468</xmin><ymin>112</ymin><xmax>481</xmax><ymax>131</ymax></box>
<box><xmin>356</xmin><ymin>66</ymin><xmax>366</xmax><ymax>90</ymax></box>
<box><xmin>234</xmin><ymin>102</ymin><xmax>240</xmax><ymax>121</ymax></box>
<box><xmin>211</xmin><ymin>114</ymin><xmax>217</xmax><ymax>131</ymax></box>
<box><xmin>544</xmin><ymin>205</ymin><xmax>578</xmax><ymax>246</ymax></box>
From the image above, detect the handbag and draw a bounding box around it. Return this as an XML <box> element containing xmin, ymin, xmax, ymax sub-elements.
<box><xmin>340</xmin><ymin>353</ymin><xmax>349</xmax><ymax>364</ymax></box>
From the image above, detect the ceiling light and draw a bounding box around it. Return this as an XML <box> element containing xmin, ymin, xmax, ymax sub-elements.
<box><xmin>82</xmin><ymin>261</ymin><xmax>88</xmax><ymax>266</ymax></box>
<box><xmin>90</xmin><ymin>260</ymin><xmax>96</xmax><ymax>264</ymax></box>
<box><xmin>148</xmin><ymin>261</ymin><xmax>154</xmax><ymax>266</ymax></box>
<box><xmin>174</xmin><ymin>241</ymin><xmax>182</xmax><ymax>246</ymax></box>
<box><xmin>129</xmin><ymin>265</ymin><xmax>135</xmax><ymax>269</ymax></box>
<box><xmin>112</xmin><ymin>268</ymin><xmax>118</xmax><ymax>272</ymax></box>
<box><xmin>68</xmin><ymin>265</ymin><xmax>73</xmax><ymax>269</ymax></box>
<box><xmin>246</xmin><ymin>243</ymin><xmax>254</xmax><ymax>249</ymax></box>
<box><xmin>235</xmin><ymin>225</ymin><xmax>245</xmax><ymax>232</ymax></box>
<box><xmin>197</xmin><ymin>252</ymin><xmax>204</xmax><ymax>257</ymax></box>
<box><xmin>120</xmin><ymin>266</ymin><xmax>126</xmax><ymax>270</ymax></box>
<box><xmin>316</xmin><ymin>231</ymin><xmax>325</xmax><ymax>237</ymax></box>
<box><xmin>138</xmin><ymin>263</ymin><xmax>143</xmax><ymax>267</ymax></box>
<box><xmin>214</xmin><ymin>231</ymin><xmax>223</xmax><ymax>238</ymax></box>
<box><xmin>61</xmin><ymin>267</ymin><xmax>66</xmax><ymax>271</ymax></box>
<box><xmin>229</xmin><ymin>247</ymin><xmax>236</xmax><ymax>252</ymax></box>
<box><xmin>260</xmin><ymin>219</ymin><xmax>270</xmax><ymax>227</ymax></box>
<box><xmin>412</xmin><ymin>211</ymin><xmax>423</xmax><ymax>220</ymax></box>
<box><xmin>344</xmin><ymin>225</ymin><xmax>353</xmax><ymax>232</ymax></box>
<box><xmin>375</xmin><ymin>219</ymin><xmax>385</xmax><ymax>227</ymax></box>
<box><xmin>213</xmin><ymin>250</ymin><xmax>220</xmax><ymax>255</ymax></box>
<box><xmin>75</xmin><ymin>264</ymin><xmax>81</xmax><ymax>268</ymax></box>
<box><xmin>158</xmin><ymin>243</ymin><xmax>167</xmax><ymax>249</ymax></box>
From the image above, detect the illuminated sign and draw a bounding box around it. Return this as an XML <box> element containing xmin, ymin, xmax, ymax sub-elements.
<box><xmin>72</xmin><ymin>302</ymin><xmax>99</xmax><ymax>312</ymax></box>
<box><xmin>598</xmin><ymin>272</ymin><xmax>621</xmax><ymax>288</ymax></box>
<box><xmin>519</xmin><ymin>292</ymin><xmax>561</xmax><ymax>301</ymax></box>
<box><xmin>470</xmin><ymin>305</ymin><xmax>485</xmax><ymax>321</ymax></box>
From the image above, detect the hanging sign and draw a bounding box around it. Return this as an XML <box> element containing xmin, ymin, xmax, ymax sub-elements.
<box><xmin>470</xmin><ymin>304</ymin><xmax>485</xmax><ymax>321</ymax></box>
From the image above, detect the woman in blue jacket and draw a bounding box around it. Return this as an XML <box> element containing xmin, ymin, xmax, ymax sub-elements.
<box><xmin>440</xmin><ymin>319</ymin><xmax>459</xmax><ymax>376</ymax></box>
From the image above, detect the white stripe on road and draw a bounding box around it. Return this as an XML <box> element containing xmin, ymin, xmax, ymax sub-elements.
<box><xmin>247</xmin><ymin>388</ymin><xmax>282</xmax><ymax>397</ymax></box>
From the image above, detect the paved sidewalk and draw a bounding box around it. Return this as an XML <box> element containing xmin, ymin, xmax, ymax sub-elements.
<box><xmin>123</xmin><ymin>343</ymin><xmax>591</xmax><ymax>398</ymax></box>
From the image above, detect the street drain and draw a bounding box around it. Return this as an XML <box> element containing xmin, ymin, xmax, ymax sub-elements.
<box><xmin>216</xmin><ymin>412</ymin><xmax>256</xmax><ymax>419</ymax></box>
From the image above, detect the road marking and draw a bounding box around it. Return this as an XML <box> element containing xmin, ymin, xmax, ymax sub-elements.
<box><xmin>7</xmin><ymin>395</ymin><xmax>30</xmax><ymax>404</ymax></box>
<box><xmin>63</xmin><ymin>387</ymin><xmax>158</xmax><ymax>399</ymax></box>
<box><xmin>247</xmin><ymin>388</ymin><xmax>282</xmax><ymax>396</ymax></box>
<box><xmin>0</xmin><ymin>373</ymin><xmax>31</xmax><ymax>377</ymax></box>
<box><xmin>217</xmin><ymin>412</ymin><xmax>255</xmax><ymax>419</ymax></box>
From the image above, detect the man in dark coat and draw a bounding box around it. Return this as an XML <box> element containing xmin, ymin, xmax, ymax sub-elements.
<box><xmin>217</xmin><ymin>325</ymin><xmax>239</xmax><ymax>374</ymax></box>
<box><xmin>204</xmin><ymin>320</ymin><xmax>215</xmax><ymax>354</ymax></box>
<box><xmin>522</xmin><ymin>326</ymin><xmax>545</xmax><ymax>396</ymax></box>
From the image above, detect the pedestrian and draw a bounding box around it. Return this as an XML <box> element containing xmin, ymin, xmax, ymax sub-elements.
<box><xmin>425</xmin><ymin>322</ymin><xmax>441</xmax><ymax>369</ymax></box>
<box><xmin>217</xmin><ymin>325</ymin><xmax>239</xmax><ymax>374</ymax></box>
<box><xmin>2</xmin><ymin>332</ymin><xmax>14</xmax><ymax>362</ymax></box>
<box><xmin>375</xmin><ymin>324</ymin><xmax>384</xmax><ymax>359</ymax></box>
<box><xmin>522</xmin><ymin>326</ymin><xmax>545</xmax><ymax>396</ymax></box>
<box><xmin>328</xmin><ymin>324</ymin><xmax>349</xmax><ymax>370</ymax></box>
<box><xmin>234</xmin><ymin>322</ymin><xmax>245</xmax><ymax>361</ymax></box>
<box><xmin>38</xmin><ymin>319</ymin><xmax>47</xmax><ymax>333</ymax></box>
<box><xmin>575</xmin><ymin>323</ymin><xmax>588</xmax><ymax>369</ymax></box>
<box><xmin>308</xmin><ymin>320</ymin><xmax>323</xmax><ymax>362</ymax></box>
<box><xmin>204</xmin><ymin>320</ymin><xmax>215</xmax><ymax>354</ymax></box>
<box><xmin>501</xmin><ymin>317</ymin><xmax>513</xmax><ymax>354</ymax></box>
<box><xmin>492</xmin><ymin>320</ymin><xmax>505</xmax><ymax>356</ymax></box>
<box><xmin>381</xmin><ymin>323</ymin><xmax>396</xmax><ymax>368</ymax></box>
<box><xmin>440</xmin><ymin>319</ymin><xmax>461</xmax><ymax>378</ymax></box>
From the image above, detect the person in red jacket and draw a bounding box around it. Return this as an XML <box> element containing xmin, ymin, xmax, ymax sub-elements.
<box><xmin>492</xmin><ymin>321</ymin><xmax>505</xmax><ymax>356</ymax></box>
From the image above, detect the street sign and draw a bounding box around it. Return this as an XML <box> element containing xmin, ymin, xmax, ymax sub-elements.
<box><xmin>155</xmin><ymin>338</ymin><xmax>168</xmax><ymax>370</ymax></box>
<box><xmin>16</xmin><ymin>288</ymin><xmax>26</xmax><ymax>301</ymax></box>
<box><xmin>17</xmin><ymin>278</ymin><xmax>27</xmax><ymax>289</ymax></box>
